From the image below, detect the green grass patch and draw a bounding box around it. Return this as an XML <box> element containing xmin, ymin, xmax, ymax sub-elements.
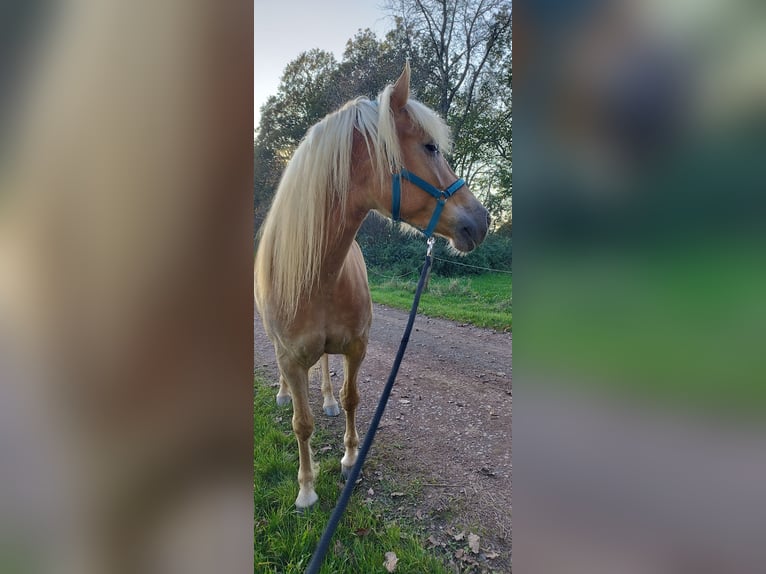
<box><xmin>368</xmin><ymin>271</ymin><xmax>512</xmax><ymax>331</ymax></box>
<box><xmin>254</xmin><ymin>375</ymin><xmax>450</xmax><ymax>573</ymax></box>
<box><xmin>522</xmin><ymin>242</ymin><xmax>766</xmax><ymax>415</ymax></box>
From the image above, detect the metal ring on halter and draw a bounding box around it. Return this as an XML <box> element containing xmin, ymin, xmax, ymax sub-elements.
<box><xmin>426</xmin><ymin>236</ymin><xmax>435</xmax><ymax>256</ymax></box>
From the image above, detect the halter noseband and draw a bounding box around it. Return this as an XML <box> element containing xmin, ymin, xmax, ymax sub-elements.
<box><xmin>391</xmin><ymin>170</ymin><xmax>465</xmax><ymax>238</ymax></box>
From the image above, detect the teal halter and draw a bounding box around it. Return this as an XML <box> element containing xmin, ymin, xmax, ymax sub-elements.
<box><xmin>391</xmin><ymin>170</ymin><xmax>465</xmax><ymax>238</ymax></box>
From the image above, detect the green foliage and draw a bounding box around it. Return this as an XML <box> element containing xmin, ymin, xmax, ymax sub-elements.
<box><xmin>356</xmin><ymin>214</ymin><xmax>511</xmax><ymax>277</ymax></box>
<box><xmin>523</xmin><ymin>242</ymin><xmax>766</xmax><ymax>416</ymax></box>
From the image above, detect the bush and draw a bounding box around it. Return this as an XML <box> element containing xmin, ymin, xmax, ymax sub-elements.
<box><xmin>356</xmin><ymin>214</ymin><xmax>511</xmax><ymax>277</ymax></box>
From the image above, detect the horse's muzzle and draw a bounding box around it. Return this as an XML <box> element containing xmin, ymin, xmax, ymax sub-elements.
<box><xmin>453</xmin><ymin>207</ymin><xmax>490</xmax><ymax>253</ymax></box>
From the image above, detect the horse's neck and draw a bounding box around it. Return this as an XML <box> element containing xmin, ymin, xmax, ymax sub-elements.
<box><xmin>321</xmin><ymin>201</ymin><xmax>368</xmax><ymax>280</ymax></box>
<box><xmin>317</xmin><ymin>153</ymin><xmax>377</xmax><ymax>280</ymax></box>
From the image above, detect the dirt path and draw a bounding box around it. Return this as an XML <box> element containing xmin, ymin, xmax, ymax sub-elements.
<box><xmin>254</xmin><ymin>304</ymin><xmax>512</xmax><ymax>573</ymax></box>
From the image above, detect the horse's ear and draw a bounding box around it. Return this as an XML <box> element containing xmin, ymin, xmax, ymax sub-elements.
<box><xmin>390</xmin><ymin>61</ymin><xmax>410</xmax><ymax>110</ymax></box>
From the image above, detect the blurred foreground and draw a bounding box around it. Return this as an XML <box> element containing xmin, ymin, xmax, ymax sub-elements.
<box><xmin>515</xmin><ymin>0</ymin><xmax>765</xmax><ymax>572</ymax></box>
<box><xmin>0</xmin><ymin>2</ymin><xmax>253</xmax><ymax>573</ymax></box>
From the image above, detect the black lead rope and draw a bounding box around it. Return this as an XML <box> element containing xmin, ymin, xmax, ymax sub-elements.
<box><xmin>304</xmin><ymin>237</ymin><xmax>435</xmax><ymax>574</ymax></box>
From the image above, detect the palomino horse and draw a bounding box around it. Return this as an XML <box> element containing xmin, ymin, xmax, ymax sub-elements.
<box><xmin>255</xmin><ymin>63</ymin><xmax>489</xmax><ymax>509</ymax></box>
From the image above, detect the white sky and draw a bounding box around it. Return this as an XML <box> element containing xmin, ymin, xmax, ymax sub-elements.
<box><xmin>254</xmin><ymin>1</ymin><xmax>392</xmax><ymax>130</ymax></box>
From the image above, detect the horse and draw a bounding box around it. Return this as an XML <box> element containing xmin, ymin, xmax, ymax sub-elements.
<box><xmin>254</xmin><ymin>62</ymin><xmax>489</xmax><ymax>509</ymax></box>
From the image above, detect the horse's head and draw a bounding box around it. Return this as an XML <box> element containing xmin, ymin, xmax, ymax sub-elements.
<box><xmin>377</xmin><ymin>63</ymin><xmax>490</xmax><ymax>253</ymax></box>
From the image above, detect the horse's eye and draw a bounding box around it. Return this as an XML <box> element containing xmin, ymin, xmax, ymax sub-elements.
<box><xmin>424</xmin><ymin>143</ymin><xmax>439</xmax><ymax>154</ymax></box>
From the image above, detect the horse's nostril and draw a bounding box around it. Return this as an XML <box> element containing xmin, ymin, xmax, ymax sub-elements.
<box><xmin>463</xmin><ymin>222</ymin><xmax>482</xmax><ymax>243</ymax></box>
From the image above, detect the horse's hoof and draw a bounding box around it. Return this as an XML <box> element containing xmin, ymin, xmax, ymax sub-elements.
<box><xmin>340</xmin><ymin>465</ymin><xmax>359</xmax><ymax>482</ymax></box>
<box><xmin>323</xmin><ymin>403</ymin><xmax>341</xmax><ymax>417</ymax></box>
<box><xmin>295</xmin><ymin>489</ymin><xmax>318</xmax><ymax>510</ymax></box>
<box><xmin>276</xmin><ymin>395</ymin><xmax>292</xmax><ymax>407</ymax></box>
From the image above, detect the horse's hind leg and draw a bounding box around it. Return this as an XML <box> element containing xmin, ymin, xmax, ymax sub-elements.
<box><xmin>339</xmin><ymin>343</ymin><xmax>365</xmax><ymax>479</ymax></box>
<box><xmin>319</xmin><ymin>354</ymin><xmax>340</xmax><ymax>417</ymax></box>
<box><xmin>274</xmin><ymin>344</ymin><xmax>292</xmax><ymax>406</ymax></box>
<box><xmin>275</xmin><ymin>373</ymin><xmax>291</xmax><ymax>406</ymax></box>
<box><xmin>278</xmin><ymin>356</ymin><xmax>318</xmax><ymax>508</ymax></box>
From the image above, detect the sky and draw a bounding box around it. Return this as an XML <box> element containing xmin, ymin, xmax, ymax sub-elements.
<box><xmin>254</xmin><ymin>1</ymin><xmax>392</xmax><ymax>130</ymax></box>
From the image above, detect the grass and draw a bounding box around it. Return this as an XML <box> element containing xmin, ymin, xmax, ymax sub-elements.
<box><xmin>253</xmin><ymin>375</ymin><xmax>451</xmax><ymax>574</ymax></box>
<box><xmin>522</xmin><ymin>242</ymin><xmax>766</xmax><ymax>415</ymax></box>
<box><xmin>368</xmin><ymin>271</ymin><xmax>512</xmax><ymax>331</ymax></box>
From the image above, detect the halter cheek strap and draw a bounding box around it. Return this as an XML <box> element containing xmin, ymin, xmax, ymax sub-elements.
<box><xmin>391</xmin><ymin>169</ymin><xmax>465</xmax><ymax>238</ymax></box>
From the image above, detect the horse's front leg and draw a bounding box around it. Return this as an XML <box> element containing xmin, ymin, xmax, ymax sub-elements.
<box><xmin>340</xmin><ymin>342</ymin><xmax>366</xmax><ymax>479</ymax></box>
<box><xmin>277</xmin><ymin>356</ymin><xmax>317</xmax><ymax>509</ymax></box>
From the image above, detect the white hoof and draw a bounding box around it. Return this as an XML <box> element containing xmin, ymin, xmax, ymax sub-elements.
<box><xmin>276</xmin><ymin>394</ymin><xmax>292</xmax><ymax>407</ymax></box>
<box><xmin>323</xmin><ymin>403</ymin><xmax>341</xmax><ymax>417</ymax></box>
<box><xmin>340</xmin><ymin>453</ymin><xmax>358</xmax><ymax>480</ymax></box>
<box><xmin>341</xmin><ymin>452</ymin><xmax>357</xmax><ymax>469</ymax></box>
<box><xmin>295</xmin><ymin>488</ymin><xmax>318</xmax><ymax>509</ymax></box>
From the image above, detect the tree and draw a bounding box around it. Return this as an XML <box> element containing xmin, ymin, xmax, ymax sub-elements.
<box><xmin>253</xmin><ymin>49</ymin><xmax>338</xmax><ymax>231</ymax></box>
<box><xmin>385</xmin><ymin>0</ymin><xmax>510</xmax><ymax>114</ymax></box>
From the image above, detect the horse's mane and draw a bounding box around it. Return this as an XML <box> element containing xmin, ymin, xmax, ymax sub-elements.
<box><xmin>255</xmin><ymin>83</ymin><xmax>452</xmax><ymax>320</ymax></box>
